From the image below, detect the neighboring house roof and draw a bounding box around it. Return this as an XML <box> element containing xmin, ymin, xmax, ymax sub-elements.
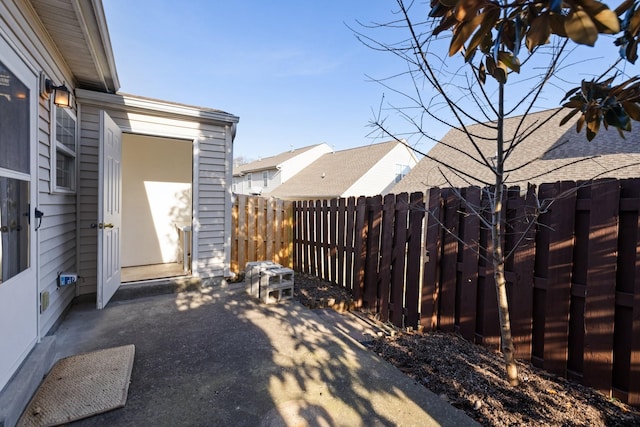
<box><xmin>267</xmin><ymin>140</ymin><xmax>407</xmax><ymax>199</ymax></box>
<box><xmin>234</xmin><ymin>143</ymin><xmax>329</xmax><ymax>175</ymax></box>
<box><xmin>393</xmin><ymin>108</ymin><xmax>640</xmax><ymax>193</ymax></box>
<box><xmin>30</xmin><ymin>0</ymin><xmax>120</xmax><ymax>92</ymax></box>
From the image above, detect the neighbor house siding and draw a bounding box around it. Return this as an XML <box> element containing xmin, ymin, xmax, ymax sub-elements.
<box><xmin>0</xmin><ymin>0</ymin><xmax>80</xmax><ymax>336</ymax></box>
<box><xmin>344</xmin><ymin>144</ymin><xmax>418</xmax><ymax>197</ymax></box>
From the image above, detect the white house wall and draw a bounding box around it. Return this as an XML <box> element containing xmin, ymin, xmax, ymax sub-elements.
<box><xmin>343</xmin><ymin>144</ymin><xmax>418</xmax><ymax>197</ymax></box>
<box><xmin>0</xmin><ymin>0</ymin><xmax>80</xmax><ymax>342</ymax></box>
<box><xmin>76</xmin><ymin>91</ymin><xmax>236</xmax><ymax>294</ymax></box>
<box><xmin>121</xmin><ymin>134</ymin><xmax>192</xmax><ymax>267</ymax></box>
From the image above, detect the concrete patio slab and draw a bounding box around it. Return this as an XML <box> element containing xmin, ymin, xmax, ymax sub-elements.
<box><xmin>47</xmin><ymin>284</ymin><xmax>477</xmax><ymax>427</ymax></box>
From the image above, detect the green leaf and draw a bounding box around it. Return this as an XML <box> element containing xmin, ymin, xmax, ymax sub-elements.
<box><xmin>526</xmin><ymin>13</ymin><xmax>551</xmax><ymax>52</ymax></box>
<box><xmin>565</xmin><ymin>9</ymin><xmax>599</xmax><ymax>46</ymax></box>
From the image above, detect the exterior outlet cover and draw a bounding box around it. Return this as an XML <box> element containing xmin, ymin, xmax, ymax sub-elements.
<box><xmin>40</xmin><ymin>291</ymin><xmax>49</xmax><ymax>313</ymax></box>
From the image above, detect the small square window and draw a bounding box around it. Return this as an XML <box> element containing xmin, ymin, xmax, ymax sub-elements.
<box><xmin>51</xmin><ymin>106</ymin><xmax>77</xmax><ymax>193</ymax></box>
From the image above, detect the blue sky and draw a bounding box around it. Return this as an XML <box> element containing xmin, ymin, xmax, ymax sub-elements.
<box><xmin>102</xmin><ymin>1</ymin><xmax>418</xmax><ymax>161</ymax></box>
<box><xmin>102</xmin><ymin>1</ymin><xmax>627</xmax><ymax>161</ymax></box>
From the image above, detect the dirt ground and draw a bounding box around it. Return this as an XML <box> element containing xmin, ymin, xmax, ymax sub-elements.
<box><xmin>293</xmin><ymin>273</ymin><xmax>640</xmax><ymax>427</ymax></box>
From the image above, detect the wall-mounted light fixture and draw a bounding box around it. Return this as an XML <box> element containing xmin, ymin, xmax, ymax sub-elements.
<box><xmin>39</xmin><ymin>72</ymin><xmax>71</xmax><ymax>108</ymax></box>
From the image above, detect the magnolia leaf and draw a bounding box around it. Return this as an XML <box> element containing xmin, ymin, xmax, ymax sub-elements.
<box><xmin>561</xmin><ymin>86</ymin><xmax>581</xmax><ymax>102</ymax></box>
<box><xmin>579</xmin><ymin>0</ymin><xmax>620</xmax><ymax>34</ymax></box>
<box><xmin>433</xmin><ymin>14</ymin><xmax>459</xmax><ymax>36</ymax></box>
<box><xmin>629</xmin><ymin>8</ymin><xmax>640</xmax><ymax>35</ymax></box>
<box><xmin>587</xmin><ymin>114</ymin><xmax>601</xmax><ymax>135</ymax></box>
<box><xmin>449</xmin><ymin>13</ymin><xmax>485</xmax><ymax>56</ymax></box>
<box><xmin>623</xmin><ymin>101</ymin><xmax>640</xmax><ymax>120</ymax></box>
<box><xmin>586</xmin><ymin>126</ymin><xmax>596</xmax><ymax>141</ymax></box>
<box><xmin>550</xmin><ymin>14</ymin><xmax>568</xmax><ymax>37</ymax></box>
<box><xmin>478</xmin><ymin>61</ymin><xmax>487</xmax><ymax>85</ymax></box>
<box><xmin>464</xmin><ymin>7</ymin><xmax>500</xmax><ymax>62</ymax></box>
<box><xmin>615</xmin><ymin>0</ymin><xmax>635</xmax><ymax>16</ymax></box>
<box><xmin>494</xmin><ymin>59</ymin><xmax>508</xmax><ymax>83</ymax></box>
<box><xmin>627</xmin><ymin>37</ymin><xmax>639</xmax><ymax>63</ymax></box>
<box><xmin>563</xmin><ymin>99</ymin><xmax>584</xmax><ymax>109</ymax></box>
<box><xmin>440</xmin><ymin>0</ymin><xmax>458</xmax><ymax>8</ymax></box>
<box><xmin>429</xmin><ymin>3</ymin><xmax>450</xmax><ymax>18</ymax></box>
<box><xmin>526</xmin><ymin>13</ymin><xmax>551</xmax><ymax>52</ymax></box>
<box><xmin>576</xmin><ymin>114</ymin><xmax>585</xmax><ymax>133</ymax></box>
<box><xmin>498</xmin><ymin>51</ymin><xmax>520</xmax><ymax>73</ymax></box>
<box><xmin>565</xmin><ymin>10</ymin><xmax>598</xmax><ymax>46</ymax></box>
<box><xmin>560</xmin><ymin>108</ymin><xmax>581</xmax><ymax>126</ymax></box>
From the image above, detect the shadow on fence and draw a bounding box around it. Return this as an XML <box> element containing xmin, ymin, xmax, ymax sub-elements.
<box><xmin>290</xmin><ymin>178</ymin><xmax>640</xmax><ymax>408</ymax></box>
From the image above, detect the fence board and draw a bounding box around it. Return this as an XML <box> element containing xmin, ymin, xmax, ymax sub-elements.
<box><xmin>623</xmin><ymin>179</ymin><xmax>640</xmax><ymax>406</ymax></box>
<box><xmin>266</xmin><ymin>198</ymin><xmax>274</xmax><ymax>261</ymax></box>
<box><xmin>345</xmin><ymin>197</ymin><xmax>356</xmax><ymax>292</ymax></box>
<box><xmin>247</xmin><ymin>197</ymin><xmax>256</xmax><ymax>263</ymax></box>
<box><xmin>507</xmin><ymin>186</ymin><xmax>537</xmax><ymax>361</ymax></box>
<box><xmin>337</xmin><ymin>198</ymin><xmax>346</xmax><ymax>287</ymax></box>
<box><xmin>364</xmin><ymin>196</ymin><xmax>383</xmax><ymax>310</ymax></box>
<box><xmin>353</xmin><ymin>197</ymin><xmax>367</xmax><ymax>306</ymax></box>
<box><xmin>390</xmin><ymin>193</ymin><xmax>409</xmax><ymax>327</ymax></box>
<box><xmin>459</xmin><ymin>187</ymin><xmax>481</xmax><ymax>341</ymax></box>
<box><xmin>422</xmin><ymin>189</ymin><xmax>442</xmax><ymax>331</ymax></box>
<box><xmin>322</xmin><ymin>200</ymin><xmax>330</xmax><ymax>281</ymax></box>
<box><xmin>330</xmin><ymin>198</ymin><xmax>338</xmax><ymax>284</ymax></box>
<box><xmin>583</xmin><ymin>180</ymin><xmax>620</xmax><ymax>396</ymax></box>
<box><xmin>301</xmin><ymin>201</ymin><xmax>309</xmax><ymax>274</ymax></box>
<box><xmin>440</xmin><ymin>190</ymin><xmax>460</xmax><ymax>332</ymax></box>
<box><xmin>404</xmin><ymin>192</ymin><xmax>424</xmax><ymax>328</ymax></box>
<box><xmin>379</xmin><ymin>194</ymin><xmax>396</xmax><ymax>323</ymax></box>
<box><xmin>478</xmin><ymin>190</ymin><xmax>500</xmax><ymax>350</ymax></box>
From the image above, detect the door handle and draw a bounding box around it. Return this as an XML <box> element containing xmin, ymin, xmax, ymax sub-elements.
<box><xmin>91</xmin><ymin>223</ymin><xmax>114</xmax><ymax>229</ymax></box>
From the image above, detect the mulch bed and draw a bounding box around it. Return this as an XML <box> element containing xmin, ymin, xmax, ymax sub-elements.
<box><xmin>292</xmin><ymin>273</ymin><xmax>640</xmax><ymax>427</ymax></box>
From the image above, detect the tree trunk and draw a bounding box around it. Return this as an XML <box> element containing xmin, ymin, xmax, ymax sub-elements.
<box><xmin>494</xmin><ymin>83</ymin><xmax>519</xmax><ymax>386</ymax></box>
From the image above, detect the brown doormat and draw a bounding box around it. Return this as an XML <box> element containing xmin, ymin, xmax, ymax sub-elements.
<box><xmin>17</xmin><ymin>344</ymin><xmax>135</xmax><ymax>427</ymax></box>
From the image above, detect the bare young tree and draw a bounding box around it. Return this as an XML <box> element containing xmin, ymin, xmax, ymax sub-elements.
<box><xmin>357</xmin><ymin>0</ymin><xmax>640</xmax><ymax>385</ymax></box>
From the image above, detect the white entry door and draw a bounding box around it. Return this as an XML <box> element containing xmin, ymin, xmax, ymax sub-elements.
<box><xmin>0</xmin><ymin>40</ymin><xmax>38</xmax><ymax>391</ymax></box>
<box><xmin>97</xmin><ymin>111</ymin><xmax>122</xmax><ymax>309</ymax></box>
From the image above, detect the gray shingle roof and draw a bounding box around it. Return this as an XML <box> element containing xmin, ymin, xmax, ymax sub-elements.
<box><xmin>234</xmin><ymin>144</ymin><xmax>326</xmax><ymax>175</ymax></box>
<box><xmin>267</xmin><ymin>140</ymin><xmax>401</xmax><ymax>199</ymax></box>
<box><xmin>392</xmin><ymin>108</ymin><xmax>640</xmax><ymax>193</ymax></box>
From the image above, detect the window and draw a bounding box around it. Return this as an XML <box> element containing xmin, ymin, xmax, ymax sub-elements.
<box><xmin>247</xmin><ymin>173</ymin><xmax>252</xmax><ymax>189</ymax></box>
<box><xmin>395</xmin><ymin>164</ymin><xmax>409</xmax><ymax>183</ymax></box>
<box><xmin>0</xmin><ymin>59</ymin><xmax>30</xmax><ymax>283</ymax></box>
<box><xmin>51</xmin><ymin>106</ymin><xmax>77</xmax><ymax>192</ymax></box>
<box><xmin>262</xmin><ymin>171</ymin><xmax>268</xmax><ymax>187</ymax></box>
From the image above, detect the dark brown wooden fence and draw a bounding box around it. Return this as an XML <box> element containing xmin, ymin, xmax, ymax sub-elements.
<box><xmin>292</xmin><ymin>178</ymin><xmax>640</xmax><ymax>406</ymax></box>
